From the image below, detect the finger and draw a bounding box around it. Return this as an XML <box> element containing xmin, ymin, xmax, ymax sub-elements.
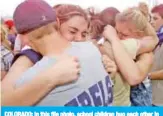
<box><xmin>106</xmin><ymin>67</ymin><xmax>116</xmax><ymax>73</ymax></box>
<box><xmin>102</xmin><ymin>60</ymin><xmax>113</xmax><ymax>66</ymax></box>
<box><xmin>102</xmin><ymin>55</ymin><xmax>108</xmax><ymax>60</ymax></box>
<box><xmin>105</xmin><ymin>64</ymin><xmax>115</xmax><ymax>69</ymax></box>
<box><xmin>105</xmin><ymin>59</ymin><xmax>113</xmax><ymax>64</ymax></box>
<box><xmin>105</xmin><ymin>64</ymin><xmax>115</xmax><ymax>70</ymax></box>
<box><xmin>102</xmin><ymin>55</ymin><xmax>112</xmax><ymax>62</ymax></box>
<box><xmin>102</xmin><ymin>57</ymin><xmax>112</xmax><ymax>63</ymax></box>
<box><xmin>76</xmin><ymin>62</ymin><xmax>80</xmax><ymax>68</ymax></box>
<box><xmin>73</xmin><ymin>56</ymin><xmax>79</xmax><ymax>62</ymax></box>
<box><xmin>105</xmin><ymin>56</ymin><xmax>113</xmax><ymax>62</ymax></box>
<box><xmin>76</xmin><ymin>68</ymin><xmax>81</xmax><ymax>76</ymax></box>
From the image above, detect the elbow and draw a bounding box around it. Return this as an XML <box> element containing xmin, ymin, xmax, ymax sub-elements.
<box><xmin>126</xmin><ymin>74</ymin><xmax>144</xmax><ymax>86</ymax></box>
<box><xmin>127</xmin><ymin>78</ymin><xmax>142</xmax><ymax>86</ymax></box>
<box><xmin>149</xmin><ymin>36</ymin><xmax>159</xmax><ymax>51</ymax></box>
<box><xmin>153</xmin><ymin>37</ymin><xmax>159</xmax><ymax>48</ymax></box>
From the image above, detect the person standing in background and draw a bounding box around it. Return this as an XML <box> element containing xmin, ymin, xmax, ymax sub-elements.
<box><xmin>151</xmin><ymin>4</ymin><xmax>163</xmax><ymax>33</ymax></box>
<box><xmin>1</xmin><ymin>25</ymin><xmax>14</xmax><ymax>80</ymax></box>
<box><xmin>4</xmin><ymin>20</ymin><xmax>17</xmax><ymax>49</ymax></box>
<box><xmin>150</xmin><ymin>4</ymin><xmax>163</xmax><ymax>106</ymax></box>
<box><xmin>151</xmin><ymin>4</ymin><xmax>163</xmax><ymax>44</ymax></box>
<box><xmin>138</xmin><ymin>2</ymin><xmax>151</xmax><ymax>22</ymax></box>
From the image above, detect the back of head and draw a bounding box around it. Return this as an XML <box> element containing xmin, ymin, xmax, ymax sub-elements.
<box><xmin>100</xmin><ymin>7</ymin><xmax>120</xmax><ymax>27</ymax></box>
<box><xmin>53</xmin><ymin>4</ymin><xmax>65</xmax><ymax>9</ymax></box>
<box><xmin>90</xmin><ymin>7</ymin><xmax>119</xmax><ymax>39</ymax></box>
<box><xmin>13</xmin><ymin>0</ymin><xmax>57</xmax><ymax>34</ymax></box>
<box><xmin>89</xmin><ymin>9</ymin><xmax>104</xmax><ymax>39</ymax></box>
<box><xmin>152</xmin><ymin>4</ymin><xmax>163</xmax><ymax>19</ymax></box>
<box><xmin>116</xmin><ymin>7</ymin><xmax>157</xmax><ymax>39</ymax></box>
<box><xmin>54</xmin><ymin>4</ymin><xmax>88</xmax><ymax>24</ymax></box>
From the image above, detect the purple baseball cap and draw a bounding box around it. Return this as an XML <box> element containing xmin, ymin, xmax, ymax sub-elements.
<box><xmin>13</xmin><ymin>0</ymin><xmax>56</xmax><ymax>34</ymax></box>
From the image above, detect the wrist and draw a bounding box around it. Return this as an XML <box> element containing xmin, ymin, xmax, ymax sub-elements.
<box><xmin>43</xmin><ymin>68</ymin><xmax>60</xmax><ymax>87</ymax></box>
<box><xmin>50</xmin><ymin>69</ymin><xmax>61</xmax><ymax>87</ymax></box>
<box><xmin>110</xmin><ymin>37</ymin><xmax>120</xmax><ymax>44</ymax></box>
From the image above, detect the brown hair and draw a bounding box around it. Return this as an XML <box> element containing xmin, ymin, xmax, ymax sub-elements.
<box><xmin>28</xmin><ymin>4</ymin><xmax>89</xmax><ymax>40</ymax></box>
<box><xmin>54</xmin><ymin>4</ymin><xmax>88</xmax><ymax>24</ymax></box>
<box><xmin>151</xmin><ymin>4</ymin><xmax>163</xmax><ymax>19</ymax></box>
<box><xmin>90</xmin><ymin>7</ymin><xmax>120</xmax><ymax>39</ymax></box>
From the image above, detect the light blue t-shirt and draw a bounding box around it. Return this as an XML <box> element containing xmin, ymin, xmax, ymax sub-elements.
<box><xmin>16</xmin><ymin>42</ymin><xmax>113</xmax><ymax>106</ymax></box>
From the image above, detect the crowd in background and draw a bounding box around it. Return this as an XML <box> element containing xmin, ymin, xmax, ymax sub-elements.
<box><xmin>1</xmin><ymin>0</ymin><xmax>163</xmax><ymax>106</ymax></box>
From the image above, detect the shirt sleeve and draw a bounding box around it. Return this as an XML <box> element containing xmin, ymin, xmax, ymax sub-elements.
<box><xmin>12</xmin><ymin>49</ymin><xmax>42</xmax><ymax>65</ymax></box>
<box><xmin>121</xmin><ymin>39</ymin><xmax>139</xmax><ymax>60</ymax></box>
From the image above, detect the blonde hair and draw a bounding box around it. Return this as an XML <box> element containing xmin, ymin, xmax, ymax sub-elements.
<box><xmin>100</xmin><ymin>8</ymin><xmax>158</xmax><ymax>61</ymax></box>
<box><xmin>116</xmin><ymin>7</ymin><xmax>158</xmax><ymax>40</ymax></box>
<box><xmin>138</xmin><ymin>2</ymin><xmax>149</xmax><ymax>17</ymax></box>
<box><xmin>1</xmin><ymin>24</ymin><xmax>12</xmax><ymax>51</ymax></box>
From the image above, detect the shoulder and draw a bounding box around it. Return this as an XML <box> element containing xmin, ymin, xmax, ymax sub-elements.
<box><xmin>70</xmin><ymin>42</ymin><xmax>103</xmax><ymax>67</ymax></box>
<box><xmin>71</xmin><ymin>41</ymin><xmax>101</xmax><ymax>56</ymax></box>
<box><xmin>12</xmin><ymin>49</ymin><xmax>42</xmax><ymax>64</ymax></box>
<box><xmin>72</xmin><ymin>41</ymin><xmax>96</xmax><ymax>47</ymax></box>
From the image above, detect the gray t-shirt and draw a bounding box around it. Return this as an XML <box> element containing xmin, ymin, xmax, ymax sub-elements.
<box><xmin>151</xmin><ymin>44</ymin><xmax>163</xmax><ymax>106</ymax></box>
<box><xmin>16</xmin><ymin>42</ymin><xmax>113</xmax><ymax>106</ymax></box>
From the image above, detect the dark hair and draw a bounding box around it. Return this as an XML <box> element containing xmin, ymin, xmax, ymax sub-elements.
<box><xmin>89</xmin><ymin>7</ymin><xmax>120</xmax><ymax>39</ymax></box>
<box><xmin>151</xmin><ymin>4</ymin><xmax>163</xmax><ymax>19</ymax></box>
<box><xmin>53</xmin><ymin>4</ymin><xmax>88</xmax><ymax>24</ymax></box>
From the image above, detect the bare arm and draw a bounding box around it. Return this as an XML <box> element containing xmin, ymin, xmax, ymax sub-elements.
<box><xmin>1</xmin><ymin>71</ymin><xmax>7</xmax><ymax>80</ymax></box>
<box><xmin>2</xmin><ymin>69</ymin><xmax>59</xmax><ymax>106</ymax></box>
<box><xmin>2</xmin><ymin>56</ymin><xmax>55</xmax><ymax>106</ymax></box>
<box><xmin>135</xmin><ymin>52</ymin><xmax>154</xmax><ymax>81</ymax></box>
<box><xmin>150</xmin><ymin>70</ymin><xmax>163</xmax><ymax>80</ymax></box>
<box><xmin>110</xmin><ymin>39</ymin><xmax>147</xmax><ymax>85</ymax></box>
<box><xmin>1</xmin><ymin>55</ymin><xmax>79</xmax><ymax>106</ymax></box>
<box><xmin>112</xmin><ymin>39</ymin><xmax>153</xmax><ymax>85</ymax></box>
<box><xmin>1</xmin><ymin>56</ymin><xmax>35</xmax><ymax>105</ymax></box>
<box><xmin>103</xmin><ymin>26</ymin><xmax>154</xmax><ymax>85</ymax></box>
<box><xmin>137</xmin><ymin>36</ymin><xmax>159</xmax><ymax>55</ymax></box>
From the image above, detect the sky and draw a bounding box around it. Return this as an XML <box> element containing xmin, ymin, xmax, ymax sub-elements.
<box><xmin>0</xmin><ymin>0</ymin><xmax>162</xmax><ymax>18</ymax></box>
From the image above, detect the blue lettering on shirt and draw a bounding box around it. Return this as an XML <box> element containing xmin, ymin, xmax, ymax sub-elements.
<box><xmin>78</xmin><ymin>91</ymin><xmax>92</xmax><ymax>106</ymax></box>
<box><xmin>65</xmin><ymin>76</ymin><xmax>113</xmax><ymax>106</ymax></box>
<box><xmin>98</xmin><ymin>81</ymin><xmax>107</xmax><ymax>106</ymax></box>
<box><xmin>89</xmin><ymin>84</ymin><xmax>102</xmax><ymax>106</ymax></box>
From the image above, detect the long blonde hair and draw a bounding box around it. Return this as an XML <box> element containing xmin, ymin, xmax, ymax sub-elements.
<box><xmin>1</xmin><ymin>25</ymin><xmax>12</xmax><ymax>51</ymax></box>
<box><xmin>100</xmin><ymin>8</ymin><xmax>158</xmax><ymax>61</ymax></box>
<box><xmin>116</xmin><ymin>7</ymin><xmax>158</xmax><ymax>40</ymax></box>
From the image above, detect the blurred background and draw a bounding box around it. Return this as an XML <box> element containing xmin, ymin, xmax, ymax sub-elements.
<box><xmin>1</xmin><ymin>0</ymin><xmax>163</xmax><ymax>19</ymax></box>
